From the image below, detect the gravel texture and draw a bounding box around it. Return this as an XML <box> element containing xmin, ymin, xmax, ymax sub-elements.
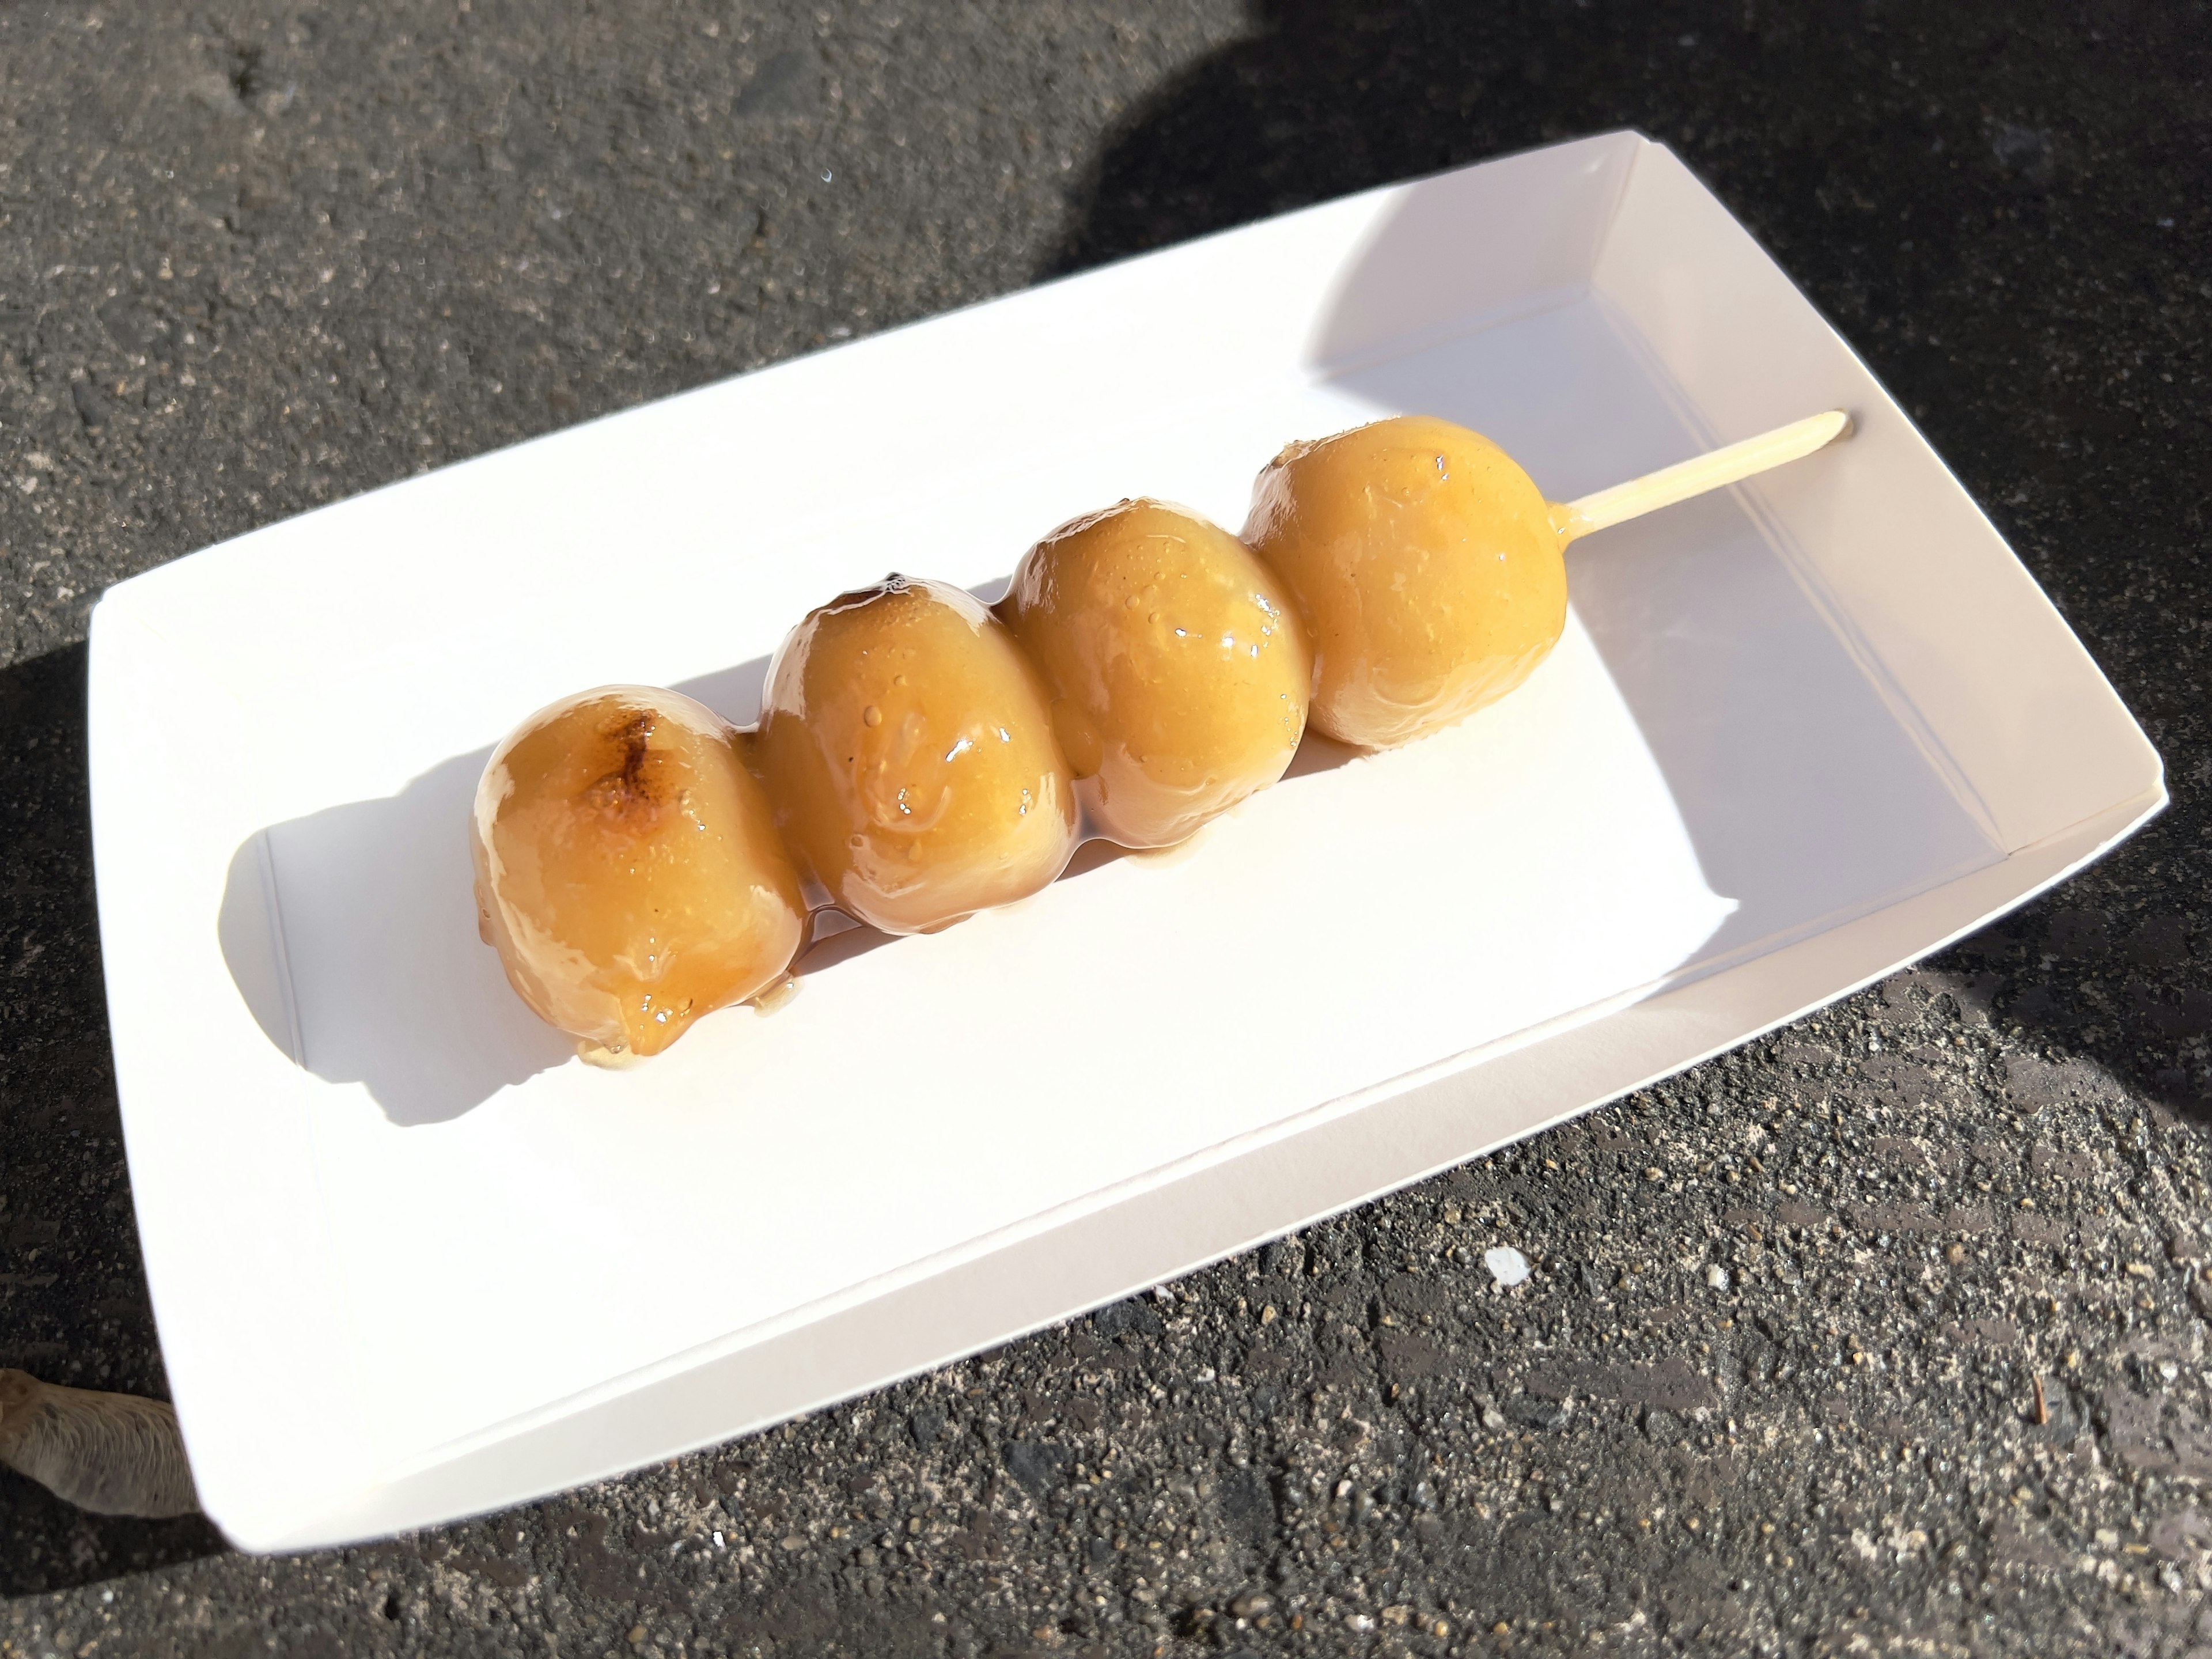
<box><xmin>3</xmin><ymin>1</ymin><xmax>2211</xmax><ymax>1654</ymax></box>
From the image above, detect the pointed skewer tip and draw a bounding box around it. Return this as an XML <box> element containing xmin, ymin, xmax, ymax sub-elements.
<box><xmin>1555</xmin><ymin>407</ymin><xmax>1858</xmax><ymax>543</ymax></box>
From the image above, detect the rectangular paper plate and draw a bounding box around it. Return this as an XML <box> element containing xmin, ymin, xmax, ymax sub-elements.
<box><xmin>88</xmin><ymin>132</ymin><xmax>2161</xmax><ymax>1550</ymax></box>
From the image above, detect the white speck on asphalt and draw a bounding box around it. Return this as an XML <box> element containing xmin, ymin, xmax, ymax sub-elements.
<box><xmin>1484</xmin><ymin>1246</ymin><xmax>1531</xmax><ymax>1287</ymax></box>
<box><xmin>1707</xmin><ymin>1264</ymin><xmax>1731</xmax><ymax>1291</ymax></box>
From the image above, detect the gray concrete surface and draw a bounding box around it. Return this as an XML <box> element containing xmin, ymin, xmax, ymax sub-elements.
<box><xmin>2</xmin><ymin>1</ymin><xmax>2209</xmax><ymax>1654</ymax></box>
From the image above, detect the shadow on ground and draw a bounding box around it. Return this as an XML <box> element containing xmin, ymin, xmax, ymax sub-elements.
<box><xmin>0</xmin><ymin>644</ymin><xmax>226</xmax><ymax>1592</ymax></box>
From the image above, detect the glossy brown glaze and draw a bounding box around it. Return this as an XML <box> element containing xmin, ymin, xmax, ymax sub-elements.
<box><xmin>1000</xmin><ymin>498</ymin><xmax>1311</xmax><ymax>848</ymax></box>
<box><xmin>471</xmin><ymin>687</ymin><xmax>806</xmax><ymax>1057</ymax></box>
<box><xmin>1243</xmin><ymin>414</ymin><xmax>1569</xmax><ymax>751</ymax></box>
<box><xmin>756</xmin><ymin>575</ymin><xmax>1078</xmax><ymax>934</ymax></box>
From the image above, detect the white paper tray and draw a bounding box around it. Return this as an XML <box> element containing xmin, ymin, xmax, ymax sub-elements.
<box><xmin>88</xmin><ymin>132</ymin><xmax>2161</xmax><ymax>1550</ymax></box>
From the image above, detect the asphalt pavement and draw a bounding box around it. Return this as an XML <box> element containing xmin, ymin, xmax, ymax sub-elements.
<box><xmin>3</xmin><ymin>2</ymin><xmax>2210</xmax><ymax>1655</ymax></box>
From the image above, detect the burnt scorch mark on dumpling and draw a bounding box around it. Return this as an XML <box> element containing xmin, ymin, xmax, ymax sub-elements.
<box><xmin>583</xmin><ymin>710</ymin><xmax>666</xmax><ymax>820</ymax></box>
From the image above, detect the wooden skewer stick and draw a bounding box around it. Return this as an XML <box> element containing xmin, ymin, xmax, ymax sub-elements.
<box><xmin>1549</xmin><ymin>408</ymin><xmax>1852</xmax><ymax>544</ymax></box>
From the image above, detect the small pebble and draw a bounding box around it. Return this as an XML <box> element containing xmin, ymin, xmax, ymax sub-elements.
<box><xmin>1484</xmin><ymin>1247</ymin><xmax>1531</xmax><ymax>1287</ymax></box>
<box><xmin>1706</xmin><ymin>1264</ymin><xmax>1731</xmax><ymax>1291</ymax></box>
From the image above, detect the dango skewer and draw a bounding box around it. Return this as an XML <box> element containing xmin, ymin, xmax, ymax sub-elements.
<box><xmin>471</xmin><ymin>408</ymin><xmax>1851</xmax><ymax>1058</ymax></box>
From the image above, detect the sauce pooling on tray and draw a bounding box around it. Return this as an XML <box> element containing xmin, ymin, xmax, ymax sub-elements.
<box><xmin>472</xmin><ymin>687</ymin><xmax>807</xmax><ymax>1059</ymax></box>
<box><xmin>1000</xmin><ymin>498</ymin><xmax>1311</xmax><ymax>850</ymax></box>
<box><xmin>472</xmin><ymin>409</ymin><xmax>1848</xmax><ymax>1057</ymax></box>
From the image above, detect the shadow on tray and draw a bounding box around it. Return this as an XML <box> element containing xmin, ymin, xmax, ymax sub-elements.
<box><xmin>217</xmin><ymin>649</ymin><xmax>1364</xmax><ymax>1126</ymax></box>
